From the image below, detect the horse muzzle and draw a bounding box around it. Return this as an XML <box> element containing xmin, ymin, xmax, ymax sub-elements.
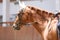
<box><xmin>12</xmin><ymin>24</ymin><xmax>20</xmax><ymax>30</ymax></box>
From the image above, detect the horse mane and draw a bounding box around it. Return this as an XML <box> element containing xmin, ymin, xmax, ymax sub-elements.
<box><xmin>18</xmin><ymin>6</ymin><xmax>55</xmax><ymax>23</ymax></box>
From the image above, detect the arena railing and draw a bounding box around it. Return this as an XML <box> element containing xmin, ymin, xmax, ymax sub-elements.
<box><xmin>0</xmin><ymin>22</ymin><xmax>14</xmax><ymax>27</ymax></box>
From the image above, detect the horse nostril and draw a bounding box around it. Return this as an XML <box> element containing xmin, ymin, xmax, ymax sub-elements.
<box><xmin>12</xmin><ymin>24</ymin><xmax>20</xmax><ymax>30</ymax></box>
<box><xmin>13</xmin><ymin>26</ymin><xmax>20</xmax><ymax>30</ymax></box>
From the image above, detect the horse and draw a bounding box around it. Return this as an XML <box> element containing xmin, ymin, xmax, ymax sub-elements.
<box><xmin>12</xmin><ymin>6</ymin><xmax>58</xmax><ymax>40</ymax></box>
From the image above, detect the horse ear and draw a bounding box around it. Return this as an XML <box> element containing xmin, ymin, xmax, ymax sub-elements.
<box><xmin>19</xmin><ymin>1</ymin><xmax>26</xmax><ymax>9</ymax></box>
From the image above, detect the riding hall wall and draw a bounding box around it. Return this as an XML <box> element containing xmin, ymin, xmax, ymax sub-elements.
<box><xmin>0</xmin><ymin>26</ymin><xmax>42</xmax><ymax>40</ymax></box>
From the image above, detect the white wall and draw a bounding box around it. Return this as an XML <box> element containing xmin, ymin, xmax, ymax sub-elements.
<box><xmin>24</xmin><ymin>0</ymin><xmax>56</xmax><ymax>12</ymax></box>
<box><xmin>0</xmin><ymin>3</ymin><xmax>3</xmax><ymax>15</ymax></box>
